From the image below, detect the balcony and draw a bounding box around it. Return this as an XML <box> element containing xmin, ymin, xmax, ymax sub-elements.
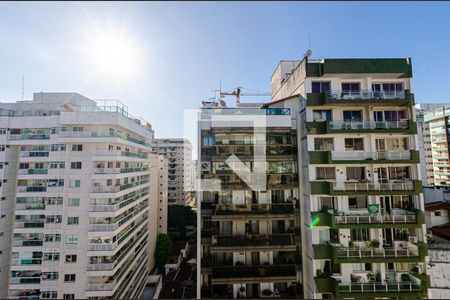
<box><xmin>211</xmin><ymin>202</ymin><xmax>295</xmax><ymax>220</ymax></box>
<box><xmin>211</xmin><ymin>234</ymin><xmax>296</xmax><ymax>252</ymax></box>
<box><xmin>20</xmin><ymin>151</ymin><xmax>49</xmax><ymax>157</ymax></box>
<box><xmin>13</xmin><ymin>240</ymin><xmax>43</xmax><ymax>247</ymax></box>
<box><xmin>92</xmin><ymin>149</ymin><xmax>148</xmax><ymax>159</ymax></box>
<box><xmin>88</xmin><ymin>223</ymin><xmax>118</xmax><ymax>232</ymax></box>
<box><xmin>86</xmin><ymin>280</ymin><xmax>116</xmax><ymax>291</ymax></box>
<box><xmin>94</xmin><ymin>167</ymin><xmax>149</xmax><ymax>174</ymax></box>
<box><xmin>9</xmin><ymin>133</ymin><xmax>50</xmax><ymax>140</ymax></box>
<box><xmin>92</xmin><ymin>180</ymin><xmax>148</xmax><ymax>193</ymax></box>
<box><xmin>313</xmin><ymin>242</ymin><xmax>427</xmax><ymax>263</ymax></box>
<box><xmin>12</xmin><ymin>259</ymin><xmax>42</xmax><ymax>266</ymax></box>
<box><xmin>17</xmin><ymin>186</ymin><xmax>47</xmax><ymax>193</ymax></box>
<box><xmin>311</xmin><ymin>210</ymin><xmax>425</xmax><ymax>228</ymax></box>
<box><xmin>211</xmin><ymin>264</ymin><xmax>297</xmax><ymax>285</ymax></box>
<box><xmin>18</xmin><ymin>169</ymin><xmax>48</xmax><ymax>175</ymax></box>
<box><xmin>87</xmin><ymin>262</ymin><xmax>116</xmax><ymax>271</ymax></box>
<box><xmin>309</xmin><ymin>150</ymin><xmax>419</xmax><ymax>164</ymax></box>
<box><xmin>88</xmin><ymin>241</ymin><xmax>118</xmax><ymax>251</ymax></box>
<box><xmin>14</xmin><ymin>221</ymin><xmax>45</xmax><ymax>228</ymax></box>
<box><xmin>311</xmin><ymin>180</ymin><xmax>422</xmax><ymax>196</ymax></box>
<box><xmin>315</xmin><ymin>273</ymin><xmax>429</xmax><ymax>297</ymax></box>
<box><xmin>306</xmin><ymin>89</ymin><xmax>414</xmax><ymax>106</ymax></box>
<box><xmin>307</xmin><ymin>120</ymin><xmax>417</xmax><ymax>134</ymax></box>
<box><xmin>10</xmin><ymin>277</ymin><xmax>41</xmax><ymax>285</ymax></box>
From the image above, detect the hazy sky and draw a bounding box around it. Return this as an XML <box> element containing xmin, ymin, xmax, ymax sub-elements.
<box><xmin>1</xmin><ymin>1</ymin><xmax>450</xmax><ymax>138</ymax></box>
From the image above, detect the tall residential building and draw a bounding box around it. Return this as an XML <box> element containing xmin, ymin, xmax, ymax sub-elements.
<box><xmin>424</xmin><ymin>106</ymin><xmax>450</xmax><ymax>187</ymax></box>
<box><xmin>1</xmin><ymin>92</ymin><xmax>163</xmax><ymax>299</ymax></box>
<box><xmin>199</xmin><ymin>105</ymin><xmax>301</xmax><ymax>298</ymax></box>
<box><xmin>269</xmin><ymin>57</ymin><xmax>429</xmax><ymax>299</ymax></box>
<box><xmin>415</xmin><ymin>103</ymin><xmax>447</xmax><ymax>187</ymax></box>
<box><xmin>198</xmin><ymin>56</ymin><xmax>430</xmax><ymax>299</ymax></box>
<box><xmin>152</xmin><ymin>139</ymin><xmax>194</xmax><ymax>206</ymax></box>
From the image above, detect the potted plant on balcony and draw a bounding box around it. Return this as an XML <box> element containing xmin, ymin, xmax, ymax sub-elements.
<box><xmin>348</xmin><ymin>240</ymin><xmax>355</xmax><ymax>248</ymax></box>
<box><xmin>371</xmin><ymin>239</ymin><xmax>380</xmax><ymax>248</ymax></box>
<box><xmin>261</xmin><ymin>289</ymin><xmax>273</xmax><ymax>297</ymax></box>
<box><xmin>367</xmin><ymin>272</ymin><xmax>376</xmax><ymax>282</ymax></box>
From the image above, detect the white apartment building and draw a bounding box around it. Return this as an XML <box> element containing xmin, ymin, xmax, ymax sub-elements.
<box><xmin>152</xmin><ymin>139</ymin><xmax>194</xmax><ymax>206</ymax></box>
<box><xmin>415</xmin><ymin>103</ymin><xmax>447</xmax><ymax>187</ymax></box>
<box><xmin>0</xmin><ymin>92</ymin><xmax>164</xmax><ymax>300</ymax></box>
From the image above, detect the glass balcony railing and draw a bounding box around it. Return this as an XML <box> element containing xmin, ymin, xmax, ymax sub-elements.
<box><xmin>328</xmin><ymin>90</ymin><xmax>406</xmax><ymax>100</ymax></box>
<box><xmin>201</xmin><ymin>108</ymin><xmax>290</xmax><ymax>117</ymax></box>
<box><xmin>86</xmin><ymin>280</ymin><xmax>116</xmax><ymax>291</ymax></box>
<box><xmin>20</xmin><ymin>151</ymin><xmax>49</xmax><ymax>157</ymax></box>
<box><xmin>17</xmin><ymin>186</ymin><xmax>47</xmax><ymax>193</ymax></box>
<box><xmin>93</xmin><ymin>167</ymin><xmax>149</xmax><ymax>174</ymax></box>
<box><xmin>10</xmin><ymin>277</ymin><xmax>41</xmax><ymax>285</ymax></box>
<box><xmin>331</xmin><ymin>150</ymin><xmax>411</xmax><ymax>161</ymax></box>
<box><xmin>333</xmin><ymin>181</ymin><xmax>415</xmax><ymax>192</ymax></box>
<box><xmin>9</xmin><ymin>134</ymin><xmax>50</xmax><ymax>140</ymax></box>
<box><xmin>334</xmin><ymin>212</ymin><xmax>419</xmax><ymax>225</ymax></box>
<box><xmin>329</xmin><ymin>120</ymin><xmax>409</xmax><ymax>130</ymax></box>
<box><xmin>92</xmin><ymin>180</ymin><xmax>149</xmax><ymax>193</ymax></box>
<box><xmin>18</xmin><ymin>169</ymin><xmax>48</xmax><ymax>175</ymax></box>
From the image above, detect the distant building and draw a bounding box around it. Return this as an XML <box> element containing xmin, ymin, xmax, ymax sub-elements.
<box><xmin>152</xmin><ymin>139</ymin><xmax>193</xmax><ymax>206</ymax></box>
<box><xmin>0</xmin><ymin>92</ymin><xmax>164</xmax><ymax>299</ymax></box>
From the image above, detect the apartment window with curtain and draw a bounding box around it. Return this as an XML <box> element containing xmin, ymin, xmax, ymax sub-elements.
<box><xmin>342</xmin><ymin>83</ymin><xmax>360</xmax><ymax>92</ymax></box>
<box><xmin>343</xmin><ymin>110</ymin><xmax>362</xmax><ymax>122</ymax></box>
<box><xmin>346</xmin><ymin>167</ymin><xmax>365</xmax><ymax>181</ymax></box>
<box><xmin>348</xmin><ymin>196</ymin><xmax>367</xmax><ymax>209</ymax></box>
<box><xmin>314</xmin><ymin>138</ymin><xmax>334</xmax><ymax>151</ymax></box>
<box><xmin>316</xmin><ymin>167</ymin><xmax>335</xmax><ymax>180</ymax></box>
<box><xmin>388</xmin><ymin>166</ymin><xmax>410</xmax><ymax>180</ymax></box>
<box><xmin>351</xmin><ymin>228</ymin><xmax>369</xmax><ymax>241</ymax></box>
<box><xmin>345</xmin><ymin>138</ymin><xmax>364</xmax><ymax>151</ymax></box>
<box><xmin>312</xmin><ymin>110</ymin><xmax>332</xmax><ymax>122</ymax></box>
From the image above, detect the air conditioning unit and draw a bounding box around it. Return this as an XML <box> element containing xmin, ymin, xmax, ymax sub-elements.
<box><xmin>409</xmin><ymin>236</ymin><xmax>418</xmax><ymax>243</ymax></box>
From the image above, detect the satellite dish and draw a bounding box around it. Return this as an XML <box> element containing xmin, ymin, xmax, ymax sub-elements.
<box><xmin>305</xmin><ymin>49</ymin><xmax>312</xmax><ymax>59</ymax></box>
<box><xmin>220</xmin><ymin>100</ymin><xmax>226</xmax><ymax>107</ymax></box>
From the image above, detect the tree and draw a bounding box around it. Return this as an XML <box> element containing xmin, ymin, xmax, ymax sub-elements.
<box><xmin>168</xmin><ymin>205</ymin><xmax>196</xmax><ymax>237</ymax></box>
<box><xmin>154</xmin><ymin>234</ymin><xmax>173</xmax><ymax>274</ymax></box>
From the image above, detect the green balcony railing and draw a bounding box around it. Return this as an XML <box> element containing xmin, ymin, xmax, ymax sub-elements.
<box><xmin>310</xmin><ymin>180</ymin><xmax>422</xmax><ymax>196</ymax></box>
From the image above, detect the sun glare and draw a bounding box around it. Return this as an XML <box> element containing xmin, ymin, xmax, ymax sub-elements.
<box><xmin>81</xmin><ymin>25</ymin><xmax>143</xmax><ymax>83</ymax></box>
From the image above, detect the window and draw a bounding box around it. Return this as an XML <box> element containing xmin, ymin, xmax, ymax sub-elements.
<box><xmin>49</xmin><ymin>161</ymin><xmax>65</xmax><ymax>169</ymax></box>
<box><xmin>342</xmin><ymin>83</ymin><xmax>360</xmax><ymax>92</ymax></box>
<box><xmin>346</xmin><ymin>167</ymin><xmax>365</xmax><ymax>181</ymax></box>
<box><xmin>69</xmin><ymin>180</ymin><xmax>81</xmax><ymax>188</ymax></box>
<box><xmin>41</xmin><ymin>291</ymin><xmax>58</xmax><ymax>299</ymax></box>
<box><xmin>348</xmin><ymin>196</ymin><xmax>367</xmax><ymax>209</ymax></box>
<box><xmin>68</xmin><ymin>198</ymin><xmax>80</xmax><ymax>206</ymax></box>
<box><xmin>345</xmin><ymin>138</ymin><xmax>364</xmax><ymax>151</ymax></box>
<box><xmin>48</xmin><ymin>179</ymin><xmax>64</xmax><ymax>187</ymax></box>
<box><xmin>72</xmin><ymin>127</ymin><xmax>83</xmax><ymax>132</ymax></box>
<box><xmin>67</xmin><ymin>217</ymin><xmax>79</xmax><ymax>225</ymax></box>
<box><xmin>50</xmin><ymin>144</ymin><xmax>66</xmax><ymax>151</ymax></box>
<box><xmin>316</xmin><ymin>167</ymin><xmax>335</xmax><ymax>180</ymax></box>
<box><xmin>65</xmin><ymin>255</ymin><xmax>77</xmax><ymax>263</ymax></box>
<box><xmin>45</xmin><ymin>215</ymin><xmax>62</xmax><ymax>224</ymax></box>
<box><xmin>351</xmin><ymin>228</ymin><xmax>369</xmax><ymax>241</ymax></box>
<box><xmin>312</xmin><ymin>110</ymin><xmax>332</xmax><ymax>122</ymax></box>
<box><xmin>352</xmin><ymin>263</ymin><xmax>372</xmax><ymax>272</ymax></box>
<box><xmin>47</xmin><ymin>197</ymin><xmax>63</xmax><ymax>205</ymax></box>
<box><xmin>64</xmin><ymin>274</ymin><xmax>76</xmax><ymax>282</ymax></box>
<box><xmin>71</xmin><ymin>144</ymin><xmax>83</xmax><ymax>151</ymax></box>
<box><xmin>44</xmin><ymin>234</ymin><xmax>61</xmax><ymax>242</ymax></box>
<box><xmin>343</xmin><ymin>110</ymin><xmax>362</xmax><ymax>122</ymax></box>
<box><xmin>42</xmin><ymin>272</ymin><xmax>59</xmax><ymax>280</ymax></box>
<box><xmin>388</xmin><ymin>166</ymin><xmax>410</xmax><ymax>180</ymax></box>
<box><xmin>70</xmin><ymin>162</ymin><xmax>82</xmax><ymax>169</ymax></box>
<box><xmin>66</xmin><ymin>235</ymin><xmax>78</xmax><ymax>244</ymax></box>
<box><xmin>314</xmin><ymin>138</ymin><xmax>333</xmax><ymax>151</ymax></box>
<box><xmin>311</xmin><ymin>81</ymin><xmax>331</xmax><ymax>93</ymax></box>
<box><xmin>43</xmin><ymin>252</ymin><xmax>60</xmax><ymax>261</ymax></box>
<box><xmin>63</xmin><ymin>294</ymin><xmax>75</xmax><ymax>300</ymax></box>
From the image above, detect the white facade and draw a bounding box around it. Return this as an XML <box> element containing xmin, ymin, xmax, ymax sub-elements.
<box><xmin>0</xmin><ymin>93</ymin><xmax>162</xmax><ymax>299</ymax></box>
<box><xmin>152</xmin><ymin>139</ymin><xmax>193</xmax><ymax>206</ymax></box>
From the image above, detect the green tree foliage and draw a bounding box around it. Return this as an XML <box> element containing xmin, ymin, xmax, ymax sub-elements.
<box><xmin>155</xmin><ymin>234</ymin><xmax>173</xmax><ymax>273</ymax></box>
<box><xmin>168</xmin><ymin>205</ymin><xmax>196</xmax><ymax>237</ymax></box>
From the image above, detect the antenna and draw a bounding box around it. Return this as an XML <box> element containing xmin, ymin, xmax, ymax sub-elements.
<box><xmin>308</xmin><ymin>33</ymin><xmax>311</xmax><ymax>49</ymax></box>
<box><xmin>21</xmin><ymin>75</ymin><xmax>25</xmax><ymax>101</ymax></box>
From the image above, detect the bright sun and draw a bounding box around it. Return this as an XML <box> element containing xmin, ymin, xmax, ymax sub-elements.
<box><xmin>82</xmin><ymin>25</ymin><xmax>143</xmax><ymax>82</ymax></box>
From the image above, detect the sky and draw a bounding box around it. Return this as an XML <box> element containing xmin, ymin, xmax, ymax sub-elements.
<box><xmin>1</xmin><ymin>1</ymin><xmax>450</xmax><ymax>138</ymax></box>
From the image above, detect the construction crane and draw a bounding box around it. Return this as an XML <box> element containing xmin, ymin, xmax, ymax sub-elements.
<box><xmin>220</xmin><ymin>87</ymin><xmax>271</xmax><ymax>106</ymax></box>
